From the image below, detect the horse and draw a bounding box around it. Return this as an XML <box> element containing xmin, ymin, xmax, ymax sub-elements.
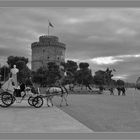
<box><xmin>45</xmin><ymin>86</ymin><xmax>69</xmax><ymax>107</ymax></box>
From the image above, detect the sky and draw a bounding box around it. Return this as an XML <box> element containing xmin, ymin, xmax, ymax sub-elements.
<box><xmin>0</xmin><ymin>8</ymin><xmax>140</xmax><ymax>82</ymax></box>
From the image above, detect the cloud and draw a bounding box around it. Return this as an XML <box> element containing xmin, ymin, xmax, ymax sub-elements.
<box><xmin>118</xmin><ymin>54</ymin><xmax>140</xmax><ymax>58</ymax></box>
<box><xmin>85</xmin><ymin>53</ymin><xmax>140</xmax><ymax>82</ymax></box>
<box><xmin>64</xmin><ymin>18</ymin><xmax>82</xmax><ymax>24</ymax></box>
<box><xmin>89</xmin><ymin>54</ymin><xmax>140</xmax><ymax>65</ymax></box>
<box><xmin>113</xmin><ymin>74</ymin><xmax>129</xmax><ymax>80</ymax></box>
<box><xmin>90</xmin><ymin>56</ymin><xmax>123</xmax><ymax>65</ymax></box>
<box><xmin>115</xmin><ymin>28</ymin><xmax>137</xmax><ymax>36</ymax></box>
<box><xmin>1</xmin><ymin>8</ymin><xmax>140</xmax><ymax>82</ymax></box>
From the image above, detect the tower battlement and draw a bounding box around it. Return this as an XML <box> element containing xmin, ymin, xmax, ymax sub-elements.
<box><xmin>39</xmin><ymin>35</ymin><xmax>59</xmax><ymax>43</ymax></box>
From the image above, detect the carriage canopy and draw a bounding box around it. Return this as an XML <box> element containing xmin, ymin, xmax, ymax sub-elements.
<box><xmin>1</xmin><ymin>78</ymin><xmax>15</xmax><ymax>93</ymax></box>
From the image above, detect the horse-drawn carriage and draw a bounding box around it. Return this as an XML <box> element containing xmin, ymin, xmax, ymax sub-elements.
<box><xmin>0</xmin><ymin>78</ymin><xmax>43</xmax><ymax>108</ymax></box>
<box><xmin>0</xmin><ymin>78</ymin><xmax>69</xmax><ymax>108</ymax></box>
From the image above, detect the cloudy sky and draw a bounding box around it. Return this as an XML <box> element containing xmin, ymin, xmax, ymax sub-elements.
<box><xmin>0</xmin><ymin>8</ymin><xmax>140</xmax><ymax>82</ymax></box>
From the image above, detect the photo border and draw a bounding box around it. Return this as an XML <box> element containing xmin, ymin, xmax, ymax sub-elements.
<box><xmin>0</xmin><ymin>0</ymin><xmax>140</xmax><ymax>139</ymax></box>
<box><xmin>0</xmin><ymin>0</ymin><xmax>140</xmax><ymax>7</ymax></box>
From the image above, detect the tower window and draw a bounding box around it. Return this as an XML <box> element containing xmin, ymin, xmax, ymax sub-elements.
<box><xmin>47</xmin><ymin>57</ymin><xmax>50</xmax><ymax>59</ymax></box>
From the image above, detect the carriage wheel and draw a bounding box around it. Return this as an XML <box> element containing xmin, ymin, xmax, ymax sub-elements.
<box><xmin>28</xmin><ymin>96</ymin><xmax>34</xmax><ymax>106</ymax></box>
<box><xmin>0</xmin><ymin>93</ymin><xmax>9</xmax><ymax>108</ymax></box>
<box><xmin>32</xmin><ymin>96</ymin><xmax>43</xmax><ymax>108</ymax></box>
<box><xmin>1</xmin><ymin>92</ymin><xmax>14</xmax><ymax>107</ymax></box>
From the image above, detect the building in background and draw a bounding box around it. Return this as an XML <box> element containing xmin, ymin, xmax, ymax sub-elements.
<box><xmin>31</xmin><ymin>35</ymin><xmax>66</xmax><ymax>71</ymax></box>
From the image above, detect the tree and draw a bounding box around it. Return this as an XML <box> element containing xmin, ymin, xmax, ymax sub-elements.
<box><xmin>60</xmin><ymin>60</ymin><xmax>78</xmax><ymax>84</ymax></box>
<box><xmin>136</xmin><ymin>77</ymin><xmax>140</xmax><ymax>89</ymax></box>
<box><xmin>79</xmin><ymin>62</ymin><xmax>89</xmax><ymax>69</ymax></box>
<box><xmin>17</xmin><ymin>66</ymin><xmax>31</xmax><ymax>83</ymax></box>
<box><xmin>32</xmin><ymin>62</ymin><xmax>61</xmax><ymax>86</ymax></box>
<box><xmin>105</xmin><ymin>68</ymin><xmax>114</xmax><ymax>85</ymax></box>
<box><xmin>7</xmin><ymin>56</ymin><xmax>28</xmax><ymax>68</ymax></box>
<box><xmin>75</xmin><ymin>62</ymin><xmax>93</xmax><ymax>89</ymax></box>
<box><xmin>93</xmin><ymin>68</ymin><xmax>115</xmax><ymax>87</ymax></box>
<box><xmin>32</xmin><ymin>67</ymin><xmax>48</xmax><ymax>86</ymax></box>
<box><xmin>0</xmin><ymin>65</ymin><xmax>10</xmax><ymax>81</ymax></box>
<box><xmin>65</xmin><ymin>60</ymin><xmax>78</xmax><ymax>74</ymax></box>
<box><xmin>47</xmin><ymin>62</ymin><xmax>61</xmax><ymax>85</ymax></box>
<box><xmin>116</xmin><ymin>79</ymin><xmax>125</xmax><ymax>87</ymax></box>
<box><xmin>110</xmin><ymin>79</ymin><xmax>117</xmax><ymax>87</ymax></box>
<box><xmin>93</xmin><ymin>70</ymin><xmax>106</xmax><ymax>86</ymax></box>
<box><xmin>16</xmin><ymin>60</ymin><xmax>26</xmax><ymax>71</ymax></box>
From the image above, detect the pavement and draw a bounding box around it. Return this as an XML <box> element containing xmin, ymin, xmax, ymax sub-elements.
<box><xmin>0</xmin><ymin>100</ymin><xmax>93</xmax><ymax>133</ymax></box>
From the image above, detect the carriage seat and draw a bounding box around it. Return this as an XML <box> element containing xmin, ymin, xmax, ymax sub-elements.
<box><xmin>13</xmin><ymin>83</ymin><xmax>26</xmax><ymax>97</ymax></box>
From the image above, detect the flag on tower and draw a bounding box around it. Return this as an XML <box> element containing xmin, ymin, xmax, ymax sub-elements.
<box><xmin>48</xmin><ymin>20</ymin><xmax>54</xmax><ymax>36</ymax></box>
<box><xmin>49</xmin><ymin>21</ymin><xmax>54</xmax><ymax>28</ymax></box>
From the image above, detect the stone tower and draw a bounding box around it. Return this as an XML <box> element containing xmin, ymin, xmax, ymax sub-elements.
<box><xmin>31</xmin><ymin>35</ymin><xmax>66</xmax><ymax>71</ymax></box>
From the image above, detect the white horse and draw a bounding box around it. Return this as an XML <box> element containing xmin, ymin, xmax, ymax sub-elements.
<box><xmin>45</xmin><ymin>86</ymin><xmax>69</xmax><ymax>107</ymax></box>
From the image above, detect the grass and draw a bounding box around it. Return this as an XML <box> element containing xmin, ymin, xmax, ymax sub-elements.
<box><xmin>51</xmin><ymin>88</ymin><xmax>140</xmax><ymax>132</ymax></box>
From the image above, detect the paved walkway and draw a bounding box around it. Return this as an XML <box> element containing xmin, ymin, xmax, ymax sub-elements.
<box><xmin>0</xmin><ymin>101</ymin><xmax>93</xmax><ymax>133</ymax></box>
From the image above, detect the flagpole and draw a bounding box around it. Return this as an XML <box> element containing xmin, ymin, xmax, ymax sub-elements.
<box><xmin>48</xmin><ymin>20</ymin><xmax>54</xmax><ymax>36</ymax></box>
